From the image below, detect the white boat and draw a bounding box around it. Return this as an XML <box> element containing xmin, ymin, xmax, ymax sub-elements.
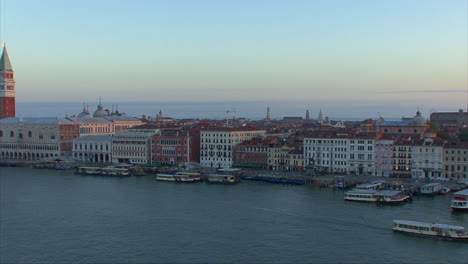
<box><xmin>419</xmin><ymin>183</ymin><xmax>442</xmax><ymax>195</ymax></box>
<box><xmin>451</xmin><ymin>189</ymin><xmax>468</xmax><ymax>211</ymax></box>
<box><xmin>393</xmin><ymin>220</ymin><xmax>468</xmax><ymax>240</ymax></box>
<box><xmin>100</xmin><ymin>167</ymin><xmax>130</xmax><ymax>176</ymax></box>
<box><xmin>75</xmin><ymin>167</ymin><xmax>101</xmax><ymax>175</ymax></box>
<box><xmin>344</xmin><ymin>189</ymin><xmax>410</xmax><ymax>203</ymax></box>
<box><xmin>175</xmin><ymin>172</ymin><xmax>202</xmax><ymax>182</ymax></box>
<box><xmin>355</xmin><ymin>180</ymin><xmax>386</xmax><ymax>190</ymax></box>
<box><xmin>206</xmin><ymin>174</ymin><xmax>239</xmax><ymax>184</ymax></box>
<box><xmin>156</xmin><ymin>173</ymin><xmax>200</xmax><ymax>183</ymax></box>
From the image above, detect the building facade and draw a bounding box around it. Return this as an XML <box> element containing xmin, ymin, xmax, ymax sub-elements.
<box><xmin>410</xmin><ymin>138</ymin><xmax>444</xmax><ymax>179</ymax></box>
<box><xmin>443</xmin><ymin>143</ymin><xmax>468</xmax><ymax>183</ymax></box>
<box><xmin>303</xmin><ymin>130</ymin><xmax>350</xmax><ymax>174</ymax></box>
<box><xmin>151</xmin><ymin>131</ymin><xmax>199</xmax><ymax>165</ymax></box>
<box><xmin>374</xmin><ymin>138</ymin><xmax>394</xmax><ymax>177</ymax></box>
<box><xmin>200</xmin><ymin>128</ymin><xmax>266</xmax><ymax>168</ymax></box>
<box><xmin>73</xmin><ymin>135</ymin><xmax>113</xmax><ymax>163</ymax></box>
<box><xmin>112</xmin><ymin>132</ymin><xmax>156</xmax><ymax>164</ymax></box>
<box><xmin>0</xmin><ymin>117</ymin><xmax>80</xmax><ymax>160</ymax></box>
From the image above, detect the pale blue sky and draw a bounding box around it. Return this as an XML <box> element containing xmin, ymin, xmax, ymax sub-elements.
<box><xmin>1</xmin><ymin>0</ymin><xmax>467</xmax><ymax>118</ymax></box>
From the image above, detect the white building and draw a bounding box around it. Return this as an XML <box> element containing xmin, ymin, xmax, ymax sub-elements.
<box><xmin>73</xmin><ymin>135</ymin><xmax>113</xmax><ymax>163</ymax></box>
<box><xmin>0</xmin><ymin>117</ymin><xmax>79</xmax><ymax>160</ymax></box>
<box><xmin>411</xmin><ymin>137</ymin><xmax>445</xmax><ymax>179</ymax></box>
<box><xmin>200</xmin><ymin>128</ymin><xmax>266</xmax><ymax>168</ymax></box>
<box><xmin>111</xmin><ymin>132</ymin><xmax>157</xmax><ymax>164</ymax></box>
<box><xmin>347</xmin><ymin>133</ymin><xmax>377</xmax><ymax>176</ymax></box>
<box><xmin>303</xmin><ymin>131</ymin><xmax>349</xmax><ymax>173</ymax></box>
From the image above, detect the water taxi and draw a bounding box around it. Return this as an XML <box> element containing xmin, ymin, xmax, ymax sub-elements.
<box><xmin>156</xmin><ymin>173</ymin><xmax>200</xmax><ymax>183</ymax></box>
<box><xmin>344</xmin><ymin>189</ymin><xmax>410</xmax><ymax>203</ymax></box>
<box><xmin>354</xmin><ymin>180</ymin><xmax>386</xmax><ymax>190</ymax></box>
<box><xmin>206</xmin><ymin>174</ymin><xmax>239</xmax><ymax>184</ymax></box>
<box><xmin>100</xmin><ymin>167</ymin><xmax>130</xmax><ymax>176</ymax></box>
<box><xmin>75</xmin><ymin>167</ymin><xmax>101</xmax><ymax>175</ymax></box>
<box><xmin>419</xmin><ymin>183</ymin><xmax>442</xmax><ymax>195</ymax></box>
<box><xmin>175</xmin><ymin>172</ymin><xmax>202</xmax><ymax>181</ymax></box>
<box><xmin>451</xmin><ymin>189</ymin><xmax>468</xmax><ymax>211</ymax></box>
<box><xmin>393</xmin><ymin>220</ymin><xmax>468</xmax><ymax>240</ymax></box>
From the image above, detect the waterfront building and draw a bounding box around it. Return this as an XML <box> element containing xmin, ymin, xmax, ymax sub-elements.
<box><xmin>410</xmin><ymin>137</ymin><xmax>445</xmax><ymax>179</ymax></box>
<box><xmin>73</xmin><ymin>135</ymin><xmax>113</xmax><ymax>163</ymax></box>
<box><xmin>0</xmin><ymin>44</ymin><xmax>15</xmax><ymax>119</ymax></box>
<box><xmin>391</xmin><ymin>138</ymin><xmax>413</xmax><ymax>178</ymax></box>
<box><xmin>442</xmin><ymin>142</ymin><xmax>468</xmax><ymax>182</ymax></box>
<box><xmin>0</xmin><ymin>117</ymin><xmax>79</xmax><ymax>160</ymax></box>
<box><xmin>112</xmin><ymin>132</ymin><xmax>157</xmax><ymax>164</ymax></box>
<box><xmin>374</xmin><ymin>138</ymin><xmax>394</xmax><ymax>177</ymax></box>
<box><xmin>200</xmin><ymin>128</ymin><xmax>266</xmax><ymax>168</ymax></box>
<box><xmin>233</xmin><ymin>138</ymin><xmax>274</xmax><ymax>169</ymax></box>
<box><xmin>347</xmin><ymin>132</ymin><xmax>378</xmax><ymax>176</ymax></box>
<box><xmin>303</xmin><ymin>130</ymin><xmax>349</xmax><ymax>173</ymax></box>
<box><xmin>151</xmin><ymin>130</ymin><xmax>200</xmax><ymax>165</ymax></box>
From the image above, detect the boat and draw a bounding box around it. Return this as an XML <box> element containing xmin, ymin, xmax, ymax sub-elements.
<box><xmin>175</xmin><ymin>172</ymin><xmax>202</xmax><ymax>182</ymax></box>
<box><xmin>440</xmin><ymin>187</ymin><xmax>451</xmax><ymax>195</ymax></box>
<box><xmin>393</xmin><ymin>220</ymin><xmax>468</xmax><ymax>240</ymax></box>
<box><xmin>242</xmin><ymin>174</ymin><xmax>305</xmax><ymax>185</ymax></box>
<box><xmin>418</xmin><ymin>183</ymin><xmax>442</xmax><ymax>195</ymax></box>
<box><xmin>451</xmin><ymin>189</ymin><xmax>468</xmax><ymax>211</ymax></box>
<box><xmin>132</xmin><ymin>166</ymin><xmax>146</xmax><ymax>176</ymax></box>
<box><xmin>75</xmin><ymin>166</ymin><xmax>101</xmax><ymax>175</ymax></box>
<box><xmin>206</xmin><ymin>174</ymin><xmax>239</xmax><ymax>184</ymax></box>
<box><xmin>155</xmin><ymin>173</ymin><xmax>200</xmax><ymax>183</ymax></box>
<box><xmin>354</xmin><ymin>180</ymin><xmax>386</xmax><ymax>190</ymax></box>
<box><xmin>344</xmin><ymin>189</ymin><xmax>410</xmax><ymax>203</ymax></box>
<box><xmin>100</xmin><ymin>167</ymin><xmax>130</xmax><ymax>176</ymax></box>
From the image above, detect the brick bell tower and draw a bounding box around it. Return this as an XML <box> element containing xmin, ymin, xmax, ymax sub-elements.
<box><xmin>0</xmin><ymin>43</ymin><xmax>15</xmax><ymax>119</ymax></box>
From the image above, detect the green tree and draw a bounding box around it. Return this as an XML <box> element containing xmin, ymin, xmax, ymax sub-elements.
<box><xmin>459</xmin><ymin>129</ymin><xmax>468</xmax><ymax>142</ymax></box>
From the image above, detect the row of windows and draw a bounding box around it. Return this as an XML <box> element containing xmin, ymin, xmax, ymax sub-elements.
<box><xmin>0</xmin><ymin>130</ymin><xmax>56</xmax><ymax>139</ymax></box>
<box><xmin>74</xmin><ymin>144</ymin><xmax>110</xmax><ymax>151</ymax></box>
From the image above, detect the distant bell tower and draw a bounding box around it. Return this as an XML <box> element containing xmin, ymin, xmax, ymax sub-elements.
<box><xmin>266</xmin><ymin>106</ymin><xmax>271</xmax><ymax>121</ymax></box>
<box><xmin>306</xmin><ymin>109</ymin><xmax>310</xmax><ymax>120</ymax></box>
<box><xmin>0</xmin><ymin>43</ymin><xmax>15</xmax><ymax>119</ymax></box>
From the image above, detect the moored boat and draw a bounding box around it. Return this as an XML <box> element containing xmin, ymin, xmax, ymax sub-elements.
<box><xmin>206</xmin><ymin>174</ymin><xmax>239</xmax><ymax>184</ymax></box>
<box><xmin>156</xmin><ymin>173</ymin><xmax>200</xmax><ymax>183</ymax></box>
<box><xmin>451</xmin><ymin>189</ymin><xmax>468</xmax><ymax>211</ymax></box>
<box><xmin>75</xmin><ymin>166</ymin><xmax>101</xmax><ymax>175</ymax></box>
<box><xmin>393</xmin><ymin>220</ymin><xmax>468</xmax><ymax>240</ymax></box>
<box><xmin>100</xmin><ymin>167</ymin><xmax>130</xmax><ymax>176</ymax></box>
<box><xmin>344</xmin><ymin>189</ymin><xmax>410</xmax><ymax>203</ymax></box>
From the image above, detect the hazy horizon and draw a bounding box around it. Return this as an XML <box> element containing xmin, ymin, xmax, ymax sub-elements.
<box><xmin>15</xmin><ymin>100</ymin><xmax>461</xmax><ymax>121</ymax></box>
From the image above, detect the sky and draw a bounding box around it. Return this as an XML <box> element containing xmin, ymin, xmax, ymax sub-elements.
<box><xmin>1</xmin><ymin>0</ymin><xmax>467</xmax><ymax>119</ymax></box>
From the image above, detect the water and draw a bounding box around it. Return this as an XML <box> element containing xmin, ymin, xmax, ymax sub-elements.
<box><xmin>1</xmin><ymin>167</ymin><xmax>467</xmax><ymax>264</ymax></box>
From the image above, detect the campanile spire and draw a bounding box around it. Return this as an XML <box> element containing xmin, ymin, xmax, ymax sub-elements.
<box><xmin>0</xmin><ymin>44</ymin><xmax>16</xmax><ymax>119</ymax></box>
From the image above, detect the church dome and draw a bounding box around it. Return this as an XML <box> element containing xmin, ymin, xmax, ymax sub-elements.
<box><xmin>77</xmin><ymin>105</ymin><xmax>91</xmax><ymax>118</ymax></box>
<box><xmin>412</xmin><ymin>111</ymin><xmax>426</xmax><ymax>126</ymax></box>
<box><xmin>93</xmin><ymin>103</ymin><xmax>108</xmax><ymax>117</ymax></box>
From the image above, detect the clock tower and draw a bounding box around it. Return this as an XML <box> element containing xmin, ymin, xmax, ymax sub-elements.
<box><xmin>0</xmin><ymin>43</ymin><xmax>15</xmax><ymax>119</ymax></box>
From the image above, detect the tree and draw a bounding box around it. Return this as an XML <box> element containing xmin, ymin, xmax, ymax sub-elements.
<box><xmin>459</xmin><ymin>128</ymin><xmax>468</xmax><ymax>142</ymax></box>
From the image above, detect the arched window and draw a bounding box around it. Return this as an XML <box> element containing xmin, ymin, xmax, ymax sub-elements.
<box><xmin>0</xmin><ymin>130</ymin><xmax>3</xmax><ymax>137</ymax></box>
<box><xmin>10</xmin><ymin>131</ymin><xmax>14</xmax><ymax>137</ymax></box>
<box><xmin>28</xmin><ymin>131</ymin><xmax>32</xmax><ymax>137</ymax></box>
<box><xmin>18</xmin><ymin>133</ymin><xmax>23</xmax><ymax>139</ymax></box>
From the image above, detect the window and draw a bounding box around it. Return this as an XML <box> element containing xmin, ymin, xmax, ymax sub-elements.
<box><xmin>28</xmin><ymin>131</ymin><xmax>32</xmax><ymax>137</ymax></box>
<box><xmin>0</xmin><ymin>130</ymin><xmax>2</xmax><ymax>137</ymax></box>
<box><xmin>10</xmin><ymin>131</ymin><xmax>14</xmax><ymax>137</ymax></box>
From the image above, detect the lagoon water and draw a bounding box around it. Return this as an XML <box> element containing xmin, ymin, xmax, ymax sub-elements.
<box><xmin>1</xmin><ymin>167</ymin><xmax>467</xmax><ymax>263</ymax></box>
